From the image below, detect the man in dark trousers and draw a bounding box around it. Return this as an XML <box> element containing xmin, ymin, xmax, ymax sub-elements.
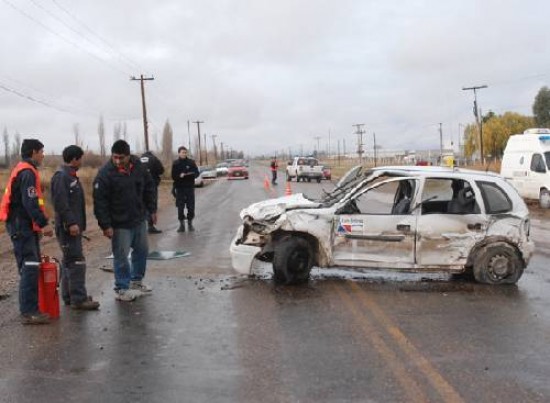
<box><xmin>171</xmin><ymin>146</ymin><xmax>199</xmax><ymax>232</ymax></box>
<box><xmin>51</xmin><ymin>145</ymin><xmax>99</xmax><ymax>311</ymax></box>
<box><xmin>93</xmin><ymin>140</ymin><xmax>156</xmax><ymax>302</ymax></box>
<box><xmin>140</xmin><ymin>150</ymin><xmax>165</xmax><ymax>234</ymax></box>
<box><xmin>270</xmin><ymin>157</ymin><xmax>278</xmax><ymax>185</ymax></box>
<box><xmin>0</xmin><ymin>139</ymin><xmax>53</xmax><ymax>324</ymax></box>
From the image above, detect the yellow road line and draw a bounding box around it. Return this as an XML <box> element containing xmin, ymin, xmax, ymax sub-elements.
<box><xmin>333</xmin><ymin>283</ymin><xmax>430</xmax><ymax>402</ymax></box>
<box><xmin>349</xmin><ymin>281</ymin><xmax>464</xmax><ymax>403</ymax></box>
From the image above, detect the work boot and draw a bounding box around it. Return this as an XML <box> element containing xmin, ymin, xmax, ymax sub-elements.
<box><xmin>188</xmin><ymin>220</ymin><xmax>195</xmax><ymax>232</ymax></box>
<box><xmin>71</xmin><ymin>296</ymin><xmax>100</xmax><ymax>311</ymax></box>
<box><xmin>21</xmin><ymin>312</ymin><xmax>50</xmax><ymax>325</ymax></box>
<box><xmin>148</xmin><ymin>225</ymin><xmax>162</xmax><ymax>234</ymax></box>
<box><xmin>177</xmin><ymin>220</ymin><xmax>185</xmax><ymax>232</ymax></box>
<box><xmin>130</xmin><ymin>281</ymin><xmax>153</xmax><ymax>294</ymax></box>
<box><xmin>115</xmin><ymin>289</ymin><xmax>142</xmax><ymax>302</ymax></box>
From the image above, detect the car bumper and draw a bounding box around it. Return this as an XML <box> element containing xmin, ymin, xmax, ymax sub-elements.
<box><xmin>229</xmin><ymin>227</ymin><xmax>261</xmax><ymax>274</ymax></box>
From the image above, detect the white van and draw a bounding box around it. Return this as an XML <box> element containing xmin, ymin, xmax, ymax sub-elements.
<box><xmin>501</xmin><ymin>128</ymin><xmax>550</xmax><ymax>208</ymax></box>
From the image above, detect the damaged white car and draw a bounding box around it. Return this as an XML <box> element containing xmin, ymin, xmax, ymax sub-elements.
<box><xmin>230</xmin><ymin>166</ymin><xmax>535</xmax><ymax>285</ymax></box>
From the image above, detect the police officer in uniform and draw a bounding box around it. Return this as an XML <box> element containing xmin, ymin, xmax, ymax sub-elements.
<box><xmin>0</xmin><ymin>139</ymin><xmax>53</xmax><ymax>325</ymax></box>
<box><xmin>140</xmin><ymin>150</ymin><xmax>165</xmax><ymax>234</ymax></box>
<box><xmin>51</xmin><ymin>145</ymin><xmax>99</xmax><ymax>310</ymax></box>
<box><xmin>171</xmin><ymin>146</ymin><xmax>199</xmax><ymax>232</ymax></box>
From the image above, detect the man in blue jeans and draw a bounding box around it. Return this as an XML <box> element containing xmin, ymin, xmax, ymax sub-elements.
<box><xmin>93</xmin><ymin>140</ymin><xmax>156</xmax><ymax>302</ymax></box>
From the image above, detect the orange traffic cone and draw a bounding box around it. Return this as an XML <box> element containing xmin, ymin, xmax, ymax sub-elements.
<box><xmin>285</xmin><ymin>182</ymin><xmax>292</xmax><ymax>196</ymax></box>
<box><xmin>263</xmin><ymin>175</ymin><xmax>271</xmax><ymax>191</ymax></box>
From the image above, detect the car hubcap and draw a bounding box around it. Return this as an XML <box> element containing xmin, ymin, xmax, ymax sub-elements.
<box><xmin>489</xmin><ymin>255</ymin><xmax>510</xmax><ymax>278</ymax></box>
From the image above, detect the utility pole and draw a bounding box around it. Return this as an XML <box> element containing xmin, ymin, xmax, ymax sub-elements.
<box><xmin>130</xmin><ymin>74</ymin><xmax>154</xmax><ymax>151</ymax></box>
<box><xmin>373</xmin><ymin>132</ymin><xmax>377</xmax><ymax>167</ymax></box>
<box><xmin>313</xmin><ymin>136</ymin><xmax>322</xmax><ymax>156</ymax></box>
<box><xmin>187</xmin><ymin>120</ymin><xmax>191</xmax><ymax>151</ymax></box>
<box><xmin>220</xmin><ymin>142</ymin><xmax>224</xmax><ymax>160</ymax></box>
<box><xmin>462</xmin><ymin>85</ymin><xmax>487</xmax><ymax>164</ymax></box>
<box><xmin>439</xmin><ymin>123</ymin><xmax>443</xmax><ymax>164</ymax></box>
<box><xmin>352</xmin><ymin>123</ymin><xmax>365</xmax><ymax>164</ymax></box>
<box><xmin>193</xmin><ymin>121</ymin><xmax>204</xmax><ymax>165</ymax></box>
<box><xmin>211</xmin><ymin>134</ymin><xmax>218</xmax><ymax>162</ymax></box>
<box><xmin>203</xmin><ymin>133</ymin><xmax>208</xmax><ymax>165</ymax></box>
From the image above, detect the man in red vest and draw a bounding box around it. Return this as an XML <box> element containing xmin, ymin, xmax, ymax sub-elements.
<box><xmin>0</xmin><ymin>139</ymin><xmax>53</xmax><ymax>324</ymax></box>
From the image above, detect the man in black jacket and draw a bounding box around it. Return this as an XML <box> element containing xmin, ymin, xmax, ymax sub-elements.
<box><xmin>171</xmin><ymin>146</ymin><xmax>199</xmax><ymax>232</ymax></box>
<box><xmin>1</xmin><ymin>139</ymin><xmax>53</xmax><ymax>324</ymax></box>
<box><xmin>93</xmin><ymin>140</ymin><xmax>156</xmax><ymax>302</ymax></box>
<box><xmin>51</xmin><ymin>145</ymin><xmax>99</xmax><ymax>311</ymax></box>
<box><xmin>140</xmin><ymin>150</ymin><xmax>165</xmax><ymax>234</ymax></box>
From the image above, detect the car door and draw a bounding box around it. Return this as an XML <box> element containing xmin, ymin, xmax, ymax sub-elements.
<box><xmin>332</xmin><ymin>178</ymin><xmax>418</xmax><ymax>269</ymax></box>
<box><xmin>415</xmin><ymin>177</ymin><xmax>489</xmax><ymax>268</ymax></box>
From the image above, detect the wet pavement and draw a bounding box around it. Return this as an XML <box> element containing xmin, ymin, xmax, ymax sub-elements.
<box><xmin>1</xmin><ymin>166</ymin><xmax>550</xmax><ymax>402</ymax></box>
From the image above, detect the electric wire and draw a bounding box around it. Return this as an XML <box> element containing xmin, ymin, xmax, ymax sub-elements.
<box><xmin>1</xmin><ymin>0</ymin><xmax>128</xmax><ymax>76</ymax></box>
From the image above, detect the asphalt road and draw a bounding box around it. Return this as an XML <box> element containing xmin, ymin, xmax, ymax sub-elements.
<box><xmin>1</xmin><ymin>164</ymin><xmax>550</xmax><ymax>402</ymax></box>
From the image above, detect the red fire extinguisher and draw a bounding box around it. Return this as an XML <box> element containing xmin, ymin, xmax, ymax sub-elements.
<box><xmin>38</xmin><ymin>255</ymin><xmax>60</xmax><ymax>319</ymax></box>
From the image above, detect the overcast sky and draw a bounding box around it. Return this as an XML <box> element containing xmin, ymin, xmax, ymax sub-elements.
<box><xmin>1</xmin><ymin>0</ymin><xmax>549</xmax><ymax>157</ymax></box>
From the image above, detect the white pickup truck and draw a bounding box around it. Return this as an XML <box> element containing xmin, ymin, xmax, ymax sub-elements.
<box><xmin>285</xmin><ymin>157</ymin><xmax>324</xmax><ymax>182</ymax></box>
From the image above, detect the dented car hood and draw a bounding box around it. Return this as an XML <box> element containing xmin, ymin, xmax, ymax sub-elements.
<box><xmin>240</xmin><ymin>193</ymin><xmax>321</xmax><ymax>221</ymax></box>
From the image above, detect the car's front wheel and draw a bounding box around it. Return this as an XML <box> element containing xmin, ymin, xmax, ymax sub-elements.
<box><xmin>473</xmin><ymin>242</ymin><xmax>524</xmax><ymax>285</ymax></box>
<box><xmin>273</xmin><ymin>237</ymin><xmax>313</xmax><ymax>284</ymax></box>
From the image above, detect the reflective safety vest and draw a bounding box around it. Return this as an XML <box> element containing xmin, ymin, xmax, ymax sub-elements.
<box><xmin>0</xmin><ymin>161</ymin><xmax>46</xmax><ymax>232</ymax></box>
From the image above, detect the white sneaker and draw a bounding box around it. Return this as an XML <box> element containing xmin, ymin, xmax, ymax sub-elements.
<box><xmin>130</xmin><ymin>281</ymin><xmax>153</xmax><ymax>294</ymax></box>
<box><xmin>115</xmin><ymin>289</ymin><xmax>142</xmax><ymax>302</ymax></box>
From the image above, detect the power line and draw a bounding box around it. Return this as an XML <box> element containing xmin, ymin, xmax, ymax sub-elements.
<box><xmin>49</xmin><ymin>0</ymin><xmax>141</xmax><ymax>71</ymax></box>
<box><xmin>2</xmin><ymin>0</ymin><xmax>128</xmax><ymax>76</ymax></box>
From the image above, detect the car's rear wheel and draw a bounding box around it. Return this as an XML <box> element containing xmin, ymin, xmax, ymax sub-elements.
<box><xmin>273</xmin><ymin>237</ymin><xmax>313</xmax><ymax>284</ymax></box>
<box><xmin>473</xmin><ymin>242</ymin><xmax>524</xmax><ymax>285</ymax></box>
<box><xmin>316</xmin><ymin>178</ymin><xmax>321</xmax><ymax>183</ymax></box>
<box><xmin>540</xmin><ymin>189</ymin><xmax>550</xmax><ymax>209</ymax></box>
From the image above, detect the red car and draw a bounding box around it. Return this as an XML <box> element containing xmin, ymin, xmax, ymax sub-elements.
<box><xmin>227</xmin><ymin>160</ymin><xmax>249</xmax><ymax>180</ymax></box>
<box><xmin>322</xmin><ymin>166</ymin><xmax>331</xmax><ymax>180</ymax></box>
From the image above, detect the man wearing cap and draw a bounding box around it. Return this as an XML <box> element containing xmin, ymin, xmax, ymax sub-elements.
<box><xmin>0</xmin><ymin>139</ymin><xmax>53</xmax><ymax>325</ymax></box>
<box><xmin>51</xmin><ymin>145</ymin><xmax>99</xmax><ymax>311</ymax></box>
<box><xmin>93</xmin><ymin>140</ymin><xmax>156</xmax><ymax>302</ymax></box>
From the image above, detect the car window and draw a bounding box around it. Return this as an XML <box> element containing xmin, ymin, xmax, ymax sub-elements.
<box><xmin>353</xmin><ymin>181</ymin><xmax>399</xmax><ymax>214</ymax></box>
<box><xmin>297</xmin><ymin>159</ymin><xmax>306</xmax><ymax>165</ymax></box>
<box><xmin>421</xmin><ymin>178</ymin><xmax>479</xmax><ymax>215</ymax></box>
<box><xmin>476</xmin><ymin>181</ymin><xmax>512</xmax><ymax>214</ymax></box>
<box><xmin>530</xmin><ymin>154</ymin><xmax>546</xmax><ymax>173</ymax></box>
<box><xmin>545</xmin><ymin>152</ymin><xmax>550</xmax><ymax>170</ymax></box>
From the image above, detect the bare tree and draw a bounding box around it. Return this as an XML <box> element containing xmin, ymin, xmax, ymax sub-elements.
<box><xmin>2</xmin><ymin>127</ymin><xmax>9</xmax><ymax>166</ymax></box>
<box><xmin>98</xmin><ymin>115</ymin><xmax>106</xmax><ymax>157</ymax></box>
<box><xmin>113</xmin><ymin>122</ymin><xmax>121</xmax><ymax>142</ymax></box>
<box><xmin>11</xmin><ymin>132</ymin><xmax>21</xmax><ymax>161</ymax></box>
<box><xmin>73</xmin><ymin>123</ymin><xmax>83</xmax><ymax>147</ymax></box>
<box><xmin>161</xmin><ymin>120</ymin><xmax>173</xmax><ymax>162</ymax></box>
<box><xmin>122</xmin><ymin>121</ymin><xmax>127</xmax><ymax>140</ymax></box>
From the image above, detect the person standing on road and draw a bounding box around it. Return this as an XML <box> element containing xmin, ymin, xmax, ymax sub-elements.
<box><xmin>140</xmin><ymin>150</ymin><xmax>165</xmax><ymax>234</ymax></box>
<box><xmin>93</xmin><ymin>140</ymin><xmax>156</xmax><ymax>302</ymax></box>
<box><xmin>51</xmin><ymin>145</ymin><xmax>99</xmax><ymax>311</ymax></box>
<box><xmin>270</xmin><ymin>157</ymin><xmax>278</xmax><ymax>185</ymax></box>
<box><xmin>171</xmin><ymin>146</ymin><xmax>199</xmax><ymax>233</ymax></box>
<box><xmin>0</xmin><ymin>139</ymin><xmax>53</xmax><ymax>325</ymax></box>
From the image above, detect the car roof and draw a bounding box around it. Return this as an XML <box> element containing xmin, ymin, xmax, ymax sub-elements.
<box><xmin>367</xmin><ymin>165</ymin><xmax>502</xmax><ymax>181</ymax></box>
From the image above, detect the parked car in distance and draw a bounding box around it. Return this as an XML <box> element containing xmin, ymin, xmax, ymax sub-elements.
<box><xmin>230</xmin><ymin>165</ymin><xmax>534</xmax><ymax>285</ymax></box>
<box><xmin>286</xmin><ymin>156</ymin><xmax>324</xmax><ymax>182</ymax></box>
<box><xmin>199</xmin><ymin>166</ymin><xmax>217</xmax><ymax>180</ymax></box>
<box><xmin>322</xmin><ymin>166</ymin><xmax>331</xmax><ymax>180</ymax></box>
<box><xmin>194</xmin><ymin>174</ymin><xmax>204</xmax><ymax>188</ymax></box>
<box><xmin>227</xmin><ymin>160</ymin><xmax>249</xmax><ymax>180</ymax></box>
<box><xmin>216</xmin><ymin>162</ymin><xmax>229</xmax><ymax>176</ymax></box>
